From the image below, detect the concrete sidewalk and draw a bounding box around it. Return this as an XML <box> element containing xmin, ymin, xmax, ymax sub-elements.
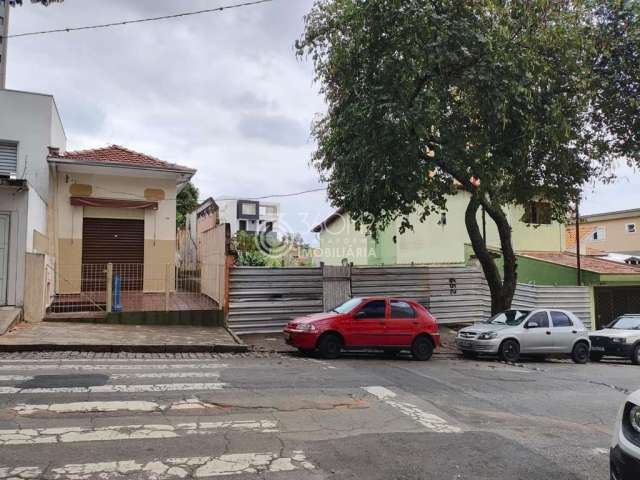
<box><xmin>0</xmin><ymin>321</ymin><xmax>248</xmax><ymax>353</ymax></box>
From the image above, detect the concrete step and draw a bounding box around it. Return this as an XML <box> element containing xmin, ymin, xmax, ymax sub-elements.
<box><xmin>0</xmin><ymin>307</ymin><xmax>22</xmax><ymax>335</ymax></box>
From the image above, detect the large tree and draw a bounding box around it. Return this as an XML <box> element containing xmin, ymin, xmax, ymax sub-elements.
<box><xmin>297</xmin><ymin>0</ymin><xmax>610</xmax><ymax>314</ymax></box>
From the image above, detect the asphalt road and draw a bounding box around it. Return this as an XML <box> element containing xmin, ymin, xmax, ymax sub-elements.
<box><xmin>0</xmin><ymin>351</ymin><xmax>638</xmax><ymax>479</ymax></box>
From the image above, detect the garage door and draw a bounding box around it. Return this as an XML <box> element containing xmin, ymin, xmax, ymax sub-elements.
<box><xmin>81</xmin><ymin>218</ymin><xmax>144</xmax><ymax>291</ymax></box>
<box><xmin>0</xmin><ymin>214</ymin><xmax>9</xmax><ymax>305</ymax></box>
<box><xmin>595</xmin><ymin>286</ymin><xmax>640</xmax><ymax>329</ymax></box>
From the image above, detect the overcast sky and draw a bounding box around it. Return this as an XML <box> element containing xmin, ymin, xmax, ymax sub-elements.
<box><xmin>6</xmin><ymin>0</ymin><xmax>639</xmax><ymax>244</ymax></box>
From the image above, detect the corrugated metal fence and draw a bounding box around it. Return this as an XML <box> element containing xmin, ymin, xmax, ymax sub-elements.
<box><xmin>228</xmin><ymin>265</ymin><xmax>592</xmax><ymax>334</ymax></box>
<box><xmin>228</xmin><ymin>267</ymin><xmax>323</xmax><ymax>334</ymax></box>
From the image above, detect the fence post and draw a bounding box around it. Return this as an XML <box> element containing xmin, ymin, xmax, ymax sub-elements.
<box><xmin>106</xmin><ymin>263</ymin><xmax>113</xmax><ymax>313</ymax></box>
<box><xmin>165</xmin><ymin>263</ymin><xmax>171</xmax><ymax>311</ymax></box>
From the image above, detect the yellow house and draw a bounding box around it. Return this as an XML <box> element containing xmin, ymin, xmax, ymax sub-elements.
<box><xmin>48</xmin><ymin>145</ymin><xmax>195</xmax><ymax>294</ymax></box>
<box><xmin>312</xmin><ymin>191</ymin><xmax>566</xmax><ymax>266</ymax></box>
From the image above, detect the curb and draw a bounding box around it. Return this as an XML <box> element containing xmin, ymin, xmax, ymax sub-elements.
<box><xmin>0</xmin><ymin>344</ymin><xmax>250</xmax><ymax>354</ymax></box>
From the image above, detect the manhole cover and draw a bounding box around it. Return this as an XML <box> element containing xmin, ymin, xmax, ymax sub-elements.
<box><xmin>16</xmin><ymin>374</ymin><xmax>109</xmax><ymax>389</ymax></box>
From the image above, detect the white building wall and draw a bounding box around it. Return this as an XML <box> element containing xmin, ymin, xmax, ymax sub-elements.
<box><xmin>0</xmin><ymin>89</ymin><xmax>66</xmax><ymax>306</ymax></box>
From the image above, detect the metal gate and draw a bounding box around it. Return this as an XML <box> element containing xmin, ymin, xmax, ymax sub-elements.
<box><xmin>322</xmin><ymin>264</ymin><xmax>351</xmax><ymax>311</ymax></box>
<box><xmin>81</xmin><ymin>218</ymin><xmax>145</xmax><ymax>291</ymax></box>
<box><xmin>0</xmin><ymin>213</ymin><xmax>8</xmax><ymax>305</ymax></box>
<box><xmin>595</xmin><ymin>286</ymin><xmax>640</xmax><ymax>329</ymax></box>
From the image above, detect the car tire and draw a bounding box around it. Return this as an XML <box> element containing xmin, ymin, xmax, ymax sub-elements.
<box><xmin>317</xmin><ymin>334</ymin><xmax>342</xmax><ymax>360</ymax></box>
<box><xmin>499</xmin><ymin>339</ymin><xmax>520</xmax><ymax>363</ymax></box>
<box><xmin>411</xmin><ymin>336</ymin><xmax>434</xmax><ymax>361</ymax></box>
<box><xmin>461</xmin><ymin>350</ymin><xmax>478</xmax><ymax>359</ymax></box>
<box><xmin>590</xmin><ymin>352</ymin><xmax>603</xmax><ymax>362</ymax></box>
<box><xmin>632</xmin><ymin>344</ymin><xmax>640</xmax><ymax>366</ymax></box>
<box><xmin>571</xmin><ymin>342</ymin><xmax>589</xmax><ymax>364</ymax></box>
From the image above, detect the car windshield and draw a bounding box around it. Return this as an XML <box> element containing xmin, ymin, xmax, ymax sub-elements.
<box><xmin>333</xmin><ymin>298</ymin><xmax>364</xmax><ymax>314</ymax></box>
<box><xmin>608</xmin><ymin>316</ymin><xmax>640</xmax><ymax>330</ymax></box>
<box><xmin>486</xmin><ymin>310</ymin><xmax>531</xmax><ymax>326</ymax></box>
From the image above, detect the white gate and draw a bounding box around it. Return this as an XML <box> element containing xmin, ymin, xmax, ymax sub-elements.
<box><xmin>0</xmin><ymin>213</ymin><xmax>9</xmax><ymax>305</ymax></box>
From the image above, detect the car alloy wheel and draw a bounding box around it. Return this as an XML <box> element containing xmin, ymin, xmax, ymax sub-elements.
<box><xmin>318</xmin><ymin>334</ymin><xmax>342</xmax><ymax>360</ymax></box>
<box><xmin>411</xmin><ymin>337</ymin><xmax>434</xmax><ymax>361</ymax></box>
<box><xmin>500</xmin><ymin>339</ymin><xmax>520</xmax><ymax>363</ymax></box>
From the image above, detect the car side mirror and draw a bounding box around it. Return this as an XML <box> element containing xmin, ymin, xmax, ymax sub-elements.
<box><xmin>526</xmin><ymin>321</ymin><xmax>540</xmax><ymax>329</ymax></box>
<box><xmin>354</xmin><ymin>311</ymin><xmax>367</xmax><ymax>320</ymax></box>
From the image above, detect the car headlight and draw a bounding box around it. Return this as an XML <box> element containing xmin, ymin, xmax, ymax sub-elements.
<box><xmin>478</xmin><ymin>332</ymin><xmax>498</xmax><ymax>340</ymax></box>
<box><xmin>612</xmin><ymin>337</ymin><xmax>627</xmax><ymax>344</ymax></box>
<box><xmin>630</xmin><ymin>404</ymin><xmax>640</xmax><ymax>434</ymax></box>
<box><xmin>298</xmin><ymin>323</ymin><xmax>317</xmax><ymax>333</ymax></box>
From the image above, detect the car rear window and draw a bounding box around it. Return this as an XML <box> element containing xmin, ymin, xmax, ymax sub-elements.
<box><xmin>390</xmin><ymin>301</ymin><xmax>416</xmax><ymax>319</ymax></box>
<box><xmin>551</xmin><ymin>311</ymin><xmax>573</xmax><ymax>327</ymax></box>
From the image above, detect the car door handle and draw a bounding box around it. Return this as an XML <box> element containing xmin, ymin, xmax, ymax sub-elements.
<box><xmin>546</xmin><ymin>331</ymin><xmax>551</xmax><ymax>335</ymax></box>
<box><xmin>412</xmin><ymin>321</ymin><xmax>419</xmax><ymax>325</ymax></box>
<box><xmin>572</xmin><ymin>330</ymin><xmax>577</xmax><ymax>334</ymax></box>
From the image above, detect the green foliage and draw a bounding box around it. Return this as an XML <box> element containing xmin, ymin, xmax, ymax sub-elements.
<box><xmin>233</xmin><ymin>230</ymin><xmax>259</xmax><ymax>253</ymax></box>
<box><xmin>176</xmin><ymin>182</ymin><xmax>199</xmax><ymax>229</ymax></box>
<box><xmin>297</xmin><ymin>0</ymin><xmax>596</xmax><ymax>235</ymax></box>
<box><xmin>237</xmin><ymin>250</ymin><xmax>268</xmax><ymax>267</ymax></box>
<box><xmin>591</xmin><ymin>0</ymin><xmax>640</xmax><ymax>165</ymax></box>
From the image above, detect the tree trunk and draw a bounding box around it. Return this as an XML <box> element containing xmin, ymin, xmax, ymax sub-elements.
<box><xmin>465</xmin><ymin>196</ymin><xmax>517</xmax><ymax>315</ymax></box>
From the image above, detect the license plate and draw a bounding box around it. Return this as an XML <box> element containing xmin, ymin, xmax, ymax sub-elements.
<box><xmin>458</xmin><ymin>340</ymin><xmax>473</xmax><ymax>348</ymax></box>
<box><xmin>591</xmin><ymin>346</ymin><xmax>605</xmax><ymax>352</ymax></box>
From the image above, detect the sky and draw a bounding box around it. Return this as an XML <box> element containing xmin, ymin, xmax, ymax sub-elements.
<box><xmin>5</xmin><ymin>0</ymin><xmax>640</xmax><ymax>244</ymax></box>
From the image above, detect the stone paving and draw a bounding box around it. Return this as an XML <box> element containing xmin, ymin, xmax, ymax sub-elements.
<box><xmin>0</xmin><ymin>322</ymin><xmax>242</xmax><ymax>351</ymax></box>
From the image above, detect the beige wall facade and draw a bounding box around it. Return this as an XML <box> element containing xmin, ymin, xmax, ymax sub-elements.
<box><xmin>52</xmin><ymin>165</ymin><xmax>179</xmax><ymax>293</ymax></box>
<box><xmin>571</xmin><ymin>215</ymin><xmax>640</xmax><ymax>255</ymax></box>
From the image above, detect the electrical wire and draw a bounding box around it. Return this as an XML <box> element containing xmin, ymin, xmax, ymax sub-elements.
<box><xmin>3</xmin><ymin>0</ymin><xmax>273</xmax><ymax>39</ymax></box>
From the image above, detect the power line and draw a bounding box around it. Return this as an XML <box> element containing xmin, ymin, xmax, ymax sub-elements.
<box><xmin>3</xmin><ymin>0</ymin><xmax>272</xmax><ymax>39</ymax></box>
<box><xmin>215</xmin><ymin>187</ymin><xmax>328</xmax><ymax>202</ymax></box>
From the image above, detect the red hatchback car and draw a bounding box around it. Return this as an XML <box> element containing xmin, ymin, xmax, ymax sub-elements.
<box><xmin>283</xmin><ymin>297</ymin><xmax>440</xmax><ymax>360</ymax></box>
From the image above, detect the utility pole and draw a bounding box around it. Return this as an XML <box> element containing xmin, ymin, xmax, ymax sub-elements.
<box><xmin>0</xmin><ymin>0</ymin><xmax>9</xmax><ymax>89</ymax></box>
<box><xmin>575</xmin><ymin>197</ymin><xmax>582</xmax><ymax>286</ymax></box>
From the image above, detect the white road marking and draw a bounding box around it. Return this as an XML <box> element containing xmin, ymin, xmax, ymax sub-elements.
<box><xmin>0</xmin><ymin>451</ymin><xmax>314</xmax><ymax>479</ymax></box>
<box><xmin>0</xmin><ymin>420</ymin><xmax>278</xmax><ymax>445</ymax></box>
<box><xmin>0</xmin><ymin>382</ymin><xmax>227</xmax><ymax>394</ymax></box>
<box><xmin>0</xmin><ymin>371</ymin><xmax>221</xmax><ymax>382</ymax></box>
<box><xmin>362</xmin><ymin>386</ymin><xmax>461</xmax><ymax>434</ymax></box>
<box><xmin>362</xmin><ymin>386</ymin><xmax>397</xmax><ymax>400</ymax></box>
<box><xmin>13</xmin><ymin>397</ymin><xmax>226</xmax><ymax>415</ymax></box>
<box><xmin>0</xmin><ymin>363</ymin><xmax>228</xmax><ymax>371</ymax></box>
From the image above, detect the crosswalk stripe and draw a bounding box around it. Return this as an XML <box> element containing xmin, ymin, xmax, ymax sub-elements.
<box><xmin>13</xmin><ymin>397</ymin><xmax>223</xmax><ymax>415</ymax></box>
<box><xmin>362</xmin><ymin>386</ymin><xmax>461</xmax><ymax>434</ymax></box>
<box><xmin>0</xmin><ymin>363</ymin><xmax>228</xmax><ymax>371</ymax></box>
<box><xmin>0</xmin><ymin>372</ymin><xmax>221</xmax><ymax>382</ymax></box>
<box><xmin>0</xmin><ymin>420</ymin><xmax>278</xmax><ymax>445</ymax></box>
<box><xmin>0</xmin><ymin>450</ymin><xmax>315</xmax><ymax>479</ymax></box>
<box><xmin>0</xmin><ymin>382</ymin><xmax>227</xmax><ymax>394</ymax></box>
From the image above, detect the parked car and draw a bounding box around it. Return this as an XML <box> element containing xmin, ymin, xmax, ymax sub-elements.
<box><xmin>455</xmin><ymin>309</ymin><xmax>590</xmax><ymax>363</ymax></box>
<box><xmin>590</xmin><ymin>315</ymin><xmax>640</xmax><ymax>365</ymax></box>
<box><xmin>283</xmin><ymin>297</ymin><xmax>440</xmax><ymax>360</ymax></box>
<box><xmin>611</xmin><ymin>389</ymin><xmax>640</xmax><ymax>479</ymax></box>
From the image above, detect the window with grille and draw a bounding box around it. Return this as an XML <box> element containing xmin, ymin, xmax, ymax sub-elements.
<box><xmin>0</xmin><ymin>141</ymin><xmax>18</xmax><ymax>177</ymax></box>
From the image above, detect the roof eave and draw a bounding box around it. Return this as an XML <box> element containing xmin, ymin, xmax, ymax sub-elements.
<box><xmin>48</xmin><ymin>157</ymin><xmax>196</xmax><ymax>176</ymax></box>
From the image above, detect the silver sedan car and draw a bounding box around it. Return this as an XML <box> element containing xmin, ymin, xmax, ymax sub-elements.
<box><xmin>456</xmin><ymin>309</ymin><xmax>590</xmax><ymax>363</ymax></box>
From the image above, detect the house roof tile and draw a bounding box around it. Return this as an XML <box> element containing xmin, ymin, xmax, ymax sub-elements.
<box><xmin>49</xmin><ymin>145</ymin><xmax>195</xmax><ymax>174</ymax></box>
<box><xmin>520</xmin><ymin>251</ymin><xmax>640</xmax><ymax>275</ymax></box>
